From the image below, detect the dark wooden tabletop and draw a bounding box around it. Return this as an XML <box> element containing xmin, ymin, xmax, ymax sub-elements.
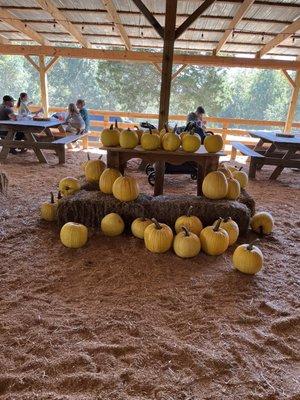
<box><xmin>250</xmin><ymin>130</ymin><xmax>300</xmax><ymax>145</ymax></box>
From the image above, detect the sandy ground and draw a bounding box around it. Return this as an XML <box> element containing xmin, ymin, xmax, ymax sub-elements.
<box><xmin>0</xmin><ymin>149</ymin><xmax>299</xmax><ymax>400</ymax></box>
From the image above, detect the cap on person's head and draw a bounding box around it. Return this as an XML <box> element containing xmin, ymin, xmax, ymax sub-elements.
<box><xmin>196</xmin><ymin>106</ymin><xmax>205</xmax><ymax>114</ymax></box>
<box><xmin>3</xmin><ymin>95</ymin><xmax>15</xmax><ymax>102</ymax></box>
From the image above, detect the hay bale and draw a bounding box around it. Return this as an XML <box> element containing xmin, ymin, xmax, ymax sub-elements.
<box><xmin>57</xmin><ymin>190</ymin><xmax>254</xmax><ymax>235</ymax></box>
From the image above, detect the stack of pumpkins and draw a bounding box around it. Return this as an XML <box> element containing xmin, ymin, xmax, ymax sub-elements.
<box><xmin>202</xmin><ymin>163</ymin><xmax>249</xmax><ymax>201</ymax></box>
<box><xmin>101</xmin><ymin>122</ymin><xmax>224</xmax><ymax>154</ymax></box>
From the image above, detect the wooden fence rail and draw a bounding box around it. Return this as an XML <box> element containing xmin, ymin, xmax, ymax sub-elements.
<box><xmin>30</xmin><ymin>106</ymin><xmax>300</xmax><ymax>154</ymax></box>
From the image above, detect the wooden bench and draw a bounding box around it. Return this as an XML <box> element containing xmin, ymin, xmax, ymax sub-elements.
<box><xmin>50</xmin><ymin>132</ymin><xmax>88</xmax><ymax>163</ymax></box>
<box><xmin>231</xmin><ymin>141</ymin><xmax>264</xmax><ymax>179</ymax></box>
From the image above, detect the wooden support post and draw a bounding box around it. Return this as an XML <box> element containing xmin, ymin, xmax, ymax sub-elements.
<box><xmin>281</xmin><ymin>69</ymin><xmax>295</xmax><ymax>88</ymax></box>
<box><xmin>284</xmin><ymin>71</ymin><xmax>300</xmax><ymax>134</ymax></box>
<box><xmin>38</xmin><ymin>55</ymin><xmax>49</xmax><ymax>117</ymax></box>
<box><xmin>154</xmin><ymin>0</ymin><xmax>177</xmax><ymax>196</ymax></box>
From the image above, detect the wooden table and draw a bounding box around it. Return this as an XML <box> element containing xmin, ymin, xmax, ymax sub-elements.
<box><xmin>0</xmin><ymin>119</ymin><xmax>63</xmax><ymax>163</ymax></box>
<box><xmin>250</xmin><ymin>130</ymin><xmax>300</xmax><ymax>179</ymax></box>
<box><xmin>103</xmin><ymin>146</ymin><xmax>224</xmax><ymax>196</ymax></box>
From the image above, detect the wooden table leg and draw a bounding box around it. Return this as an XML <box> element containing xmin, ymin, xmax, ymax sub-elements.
<box><xmin>25</xmin><ymin>132</ymin><xmax>48</xmax><ymax>163</ymax></box>
<box><xmin>270</xmin><ymin>149</ymin><xmax>296</xmax><ymax>180</ymax></box>
<box><xmin>197</xmin><ymin>161</ymin><xmax>206</xmax><ymax>196</ymax></box>
<box><xmin>0</xmin><ymin>129</ymin><xmax>14</xmax><ymax>161</ymax></box>
<box><xmin>106</xmin><ymin>150</ymin><xmax>120</xmax><ymax>170</ymax></box>
<box><xmin>154</xmin><ymin>161</ymin><xmax>165</xmax><ymax>196</ymax></box>
<box><xmin>55</xmin><ymin>144</ymin><xmax>65</xmax><ymax>164</ymax></box>
<box><xmin>249</xmin><ymin>157</ymin><xmax>257</xmax><ymax>179</ymax></box>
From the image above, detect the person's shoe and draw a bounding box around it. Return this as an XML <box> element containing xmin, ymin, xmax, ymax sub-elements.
<box><xmin>9</xmin><ymin>149</ymin><xmax>18</xmax><ymax>155</ymax></box>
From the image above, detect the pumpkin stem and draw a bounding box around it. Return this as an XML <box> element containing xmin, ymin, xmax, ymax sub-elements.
<box><xmin>190</xmin><ymin>128</ymin><xmax>195</xmax><ymax>135</ymax></box>
<box><xmin>182</xmin><ymin>226</ymin><xmax>190</xmax><ymax>236</ymax></box>
<box><xmin>57</xmin><ymin>191</ymin><xmax>62</xmax><ymax>200</ymax></box>
<box><xmin>109</xmin><ymin>124</ymin><xmax>114</xmax><ymax>130</ymax></box>
<box><xmin>87</xmin><ymin>153</ymin><xmax>90</xmax><ymax>161</ymax></box>
<box><xmin>247</xmin><ymin>239</ymin><xmax>260</xmax><ymax>251</ymax></box>
<box><xmin>50</xmin><ymin>192</ymin><xmax>54</xmax><ymax>204</ymax></box>
<box><xmin>98</xmin><ymin>155</ymin><xmax>102</xmax><ymax>160</ymax></box>
<box><xmin>174</xmin><ymin>124</ymin><xmax>178</xmax><ymax>133</ymax></box>
<box><xmin>151</xmin><ymin>218</ymin><xmax>162</xmax><ymax>230</ymax></box>
<box><xmin>206</xmin><ymin>131</ymin><xmax>214</xmax><ymax>136</ymax></box>
<box><xmin>213</xmin><ymin>217</ymin><xmax>223</xmax><ymax>231</ymax></box>
<box><xmin>134</xmin><ymin>125</ymin><xmax>139</xmax><ymax>129</ymax></box>
<box><xmin>164</xmin><ymin>122</ymin><xmax>169</xmax><ymax>132</ymax></box>
<box><xmin>149</xmin><ymin>128</ymin><xmax>152</xmax><ymax>134</ymax></box>
<box><xmin>115</xmin><ymin>119</ymin><xmax>118</xmax><ymax>129</ymax></box>
<box><xmin>187</xmin><ymin>206</ymin><xmax>193</xmax><ymax>217</ymax></box>
<box><xmin>239</xmin><ymin>167</ymin><xmax>243</xmax><ymax>171</ymax></box>
<box><xmin>223</xmin><ymin>217</ymin><xmax>232</xmax><ymax>222</ymax></box>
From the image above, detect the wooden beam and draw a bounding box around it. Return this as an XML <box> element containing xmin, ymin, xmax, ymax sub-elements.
<box><xmin>0</xmin><ymin>32</ymin><xmax>9</xmax><ymax>44</ymax></box>
<box><xmin>171</xmin><ymin>64</ymin><xmax>187</xmax><ymax>81</ymax></box>
<box><xmin>45</xmin><ymin>56</ymin><xmax>60</xmax><ymax>72</ymax></box>
<box><xmin>38</xmin><ymin>56</ymin><xmax>49</xmax><ymax>117</ymax></box>
<box><xmin>175</xmin><ymin>0</ymin><xmax>216</xmax><ymax>40</ymax></box>
<box><xmin>281</xmin><ymin>69</ymin><xmax>295</xmax><ymax>88</ymax></box>
<box><xmin>36</xmin><ymin>0</ymin><xmax>91</xmax><ymax>48</ymax></box>
<box><xmin>152</xmin><ymin>62</ymin><xmax>162</xmax><ymax>74</ymax></box>
<box><xmin>257</xmin><ymin>17</ymin><xmax>300</xmax><ymax>58</ymax></box>
<box><xmin>102</xmin><ymin>0</ymin><xmax>131</xmax><ymax>50</ymax></box>
<box><xmin>25</xmin><ymin>55</ymin><xmax>39</xmax><ymax>70</ymax></box>
<box><xmin>0</xmin><ymin>44</ymin><xmax>300</xmax><ymax>70</ymax></box>
<box><xmin>0</xmin><ymin>7</ymin><xmax>50</xmax><ymax>45</ymax></box>
<box><xmin>131</xmin><ymin>0</ymin><xmax>164</xmax><ymax>38</ymax></box>
<box><xmin>284</xmin><ymin>71</ymin><xmax>300</xmax><ymax>134</ymax></box>
<box><xmin>215</xmin><ymin>0</ymin><xmax>255</xmax><ymax>54</ymax></box>
<box><xmin>158</xmin><ymin>0</ymin><xmax>177</xmax><ymax>128</ymax></box>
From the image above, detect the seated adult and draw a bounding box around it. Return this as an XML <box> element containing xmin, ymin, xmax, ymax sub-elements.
<box><xmin>0</xmin><ymin>95</ymin><xmax>24</xmax><ymax>154</ymax></box>
<box><xmin>187</xmin><ymin>106</ymin><xmax>207</xmax><ymax>142</ymax></box>
<box><xmin>64</xmin><ymin>103</ymin><xmax>85</xmax><ymax>134</ymax></box>
<box><xmin>76</xmin><ymin>99</ymin><xmax>90</xmax><ymax>132</ymax></box>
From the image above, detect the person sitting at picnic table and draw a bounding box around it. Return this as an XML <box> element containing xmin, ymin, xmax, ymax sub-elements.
<box><xmin>63</xmin><ymin>103</ymin><xmax>85</xmax><ymax>134</ymax></box>
<box><xmin>186</xmin><ymin>106</ymin><xmax>207</xmax><ymax>142</ymax></box>
<box><xmin>76</xmin><ymin>99</ymin><xmax>90</xmax><ymax>132</ymax></box>
<box><xmin>0</xmin><ymin>95</ymin><xmax>25</xmax><ymax>154</ymax></box>
<box><xmin>16</xmin><ymin>92</ymin><xmax>43</xmax><ymax>117</ymax></box>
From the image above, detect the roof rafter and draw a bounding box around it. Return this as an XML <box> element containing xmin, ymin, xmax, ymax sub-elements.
<box><xmin>257</xmin><ymin>17</ymin><xmax>300</xmax><ymax>58</ymax></box>
<box><xmin>131</xmin><ymin>0</ymin><xmax>164</xmax><ymax>38</ymax></box>
<box><xmin>0</xmin><ymin>7</ymin><xmax>50</xmax><ymax>45</ymax></box>
<box><xmin>214</xmin><ymin>0</ymin><xmax>255</xmax><ymax>54</ymax></box>
<box><xmin>102</xmin><ymin>0</ymin><xmax>131</xmax><ymax>50</ymax></box>
<box><xmin>36</xmin><ymin>0</ymin><xmax>91</xmax><ymax>48</ymax></box>
<box><xmin>175</xmin><ymin>0</ymin><xmax>216</xmax><ymax>40</ymax></box>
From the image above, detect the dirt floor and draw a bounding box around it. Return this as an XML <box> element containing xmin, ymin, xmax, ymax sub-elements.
<box><xmin>0</xmin><ymin>149</ymin><xmax>299</xmax><ymax>400</ymax></box>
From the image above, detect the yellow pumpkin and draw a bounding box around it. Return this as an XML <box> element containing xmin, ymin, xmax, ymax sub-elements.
<box><xmin>60</xmin><ymin>222</ymin><xmax>88</xmax><ymax>248</ymax></box>
<box><xmin>218</xmin><ymin>164</ymin><xmax>233</xmax><ymax>179</ymax></box>
<box><xmin>200</xmin><ymin>218</ymin><xmax>229</xmax><ymax>256</ymax></box>
<box><xmin>40</xmin><ymin>192</ymin><xmax>57</xmax><ymax>221</ymax></box>
<box><xmin>204</xmin><ymin>132</ymin><xmax>223</xmax><ymax>153</ymax></box>
<box><xmin>233</xmin><ymin>168</ymin><xmax>248</xmax><ymax>189</ymax></box>
<box><xmin>99</xmin><ymin>168</ymin><xmax>122</xmax><ymax>194</ymax></box>
<box><xmin>119</xmin><ymin>128</ymin><xmax>139</xmax><ymax>149</ymax></box>
<box><xmin>144</xmin><ymin>219</ymin><xmax>173</xmax><ymax>253</ymax></box>
<box><xmin>112</xmin><ymin>176</ymin><xmax>139</xmax><ymax>202</ymax></box>
<box><xmin>233</xmin><ymin>242</ymin><xmax>263</xmax><ymax>274</ymax></box>
<box><xmin>202</xmin><ymin>171</ymin><xmax>228</xmax><ymax>200</ymax></box>
<box><xmin>226</xmin><ymin>178</ymin><xmax>241</xmax><ymax>200</ymax></box>
<box><xmin>159</xmin><ymin>123</ymin><xmax>169</xmax><ymax>138</ymax></box>
<box><xmin>141</xmin><ymin>129</ymin><xmax>160</xmax><ymax>151</ymax></box>
<box><xmin>250</xmin><ymin>212</ymin><xmax>274</xmax><ymax>235</ymax></box>
<box><xmin>59</xmin><ymin>177</ymin><xmax>81</xmax><ymax>197</ymax></box>
<box><xmin>134</xmin><ymin>125</ymin><xmax>143</xmax><ymax>144</ymax></box>
<box><xmin>85</xmin><ymin>156</ymin><xmax>106</xmax><ymax>183</ymax></box>
<box><xmin>217</xmin><ymin>217</ymin><xmax>239</xmax><ymax>246</ymax></box>
<box><xmin>162</xmin><ymin>131</ymin><xmax>181</xmax><ymax>152</ymax></box>
<box><xmin>81</xmin><ymin>153</ymin><xmax>90</xmax><ymax>172</ymax></box>
<box><xmin>101</xmin><ymin>212</ymin><xmax>125</xmax><ymax>237</ymax></box>
<box><xmin>182</xmin><ymin>130</ymin><xmax>201</xmax><ymax>153</ymax></box>
<box><xmin>131</xmin><ymin>217</ymin><xmax>152</xmax><ymax>239</ymax></box>
<box><xmin>173</xmin><ymin>226</ymin><xmax>201</xmax><ymax>258</ymax></box>
<box><xmin>101</xmin><ymin>124</ymin><xmax>120</xmax><ymax>147</ymax></box>
<box><xmin>226</xmin><ymin>165</ymin><xmax>238</xmax><ymax>174</ymax></box>
<box><xmin>175</xmin><ymin>206</ymin><xmax>203</xmax><ymax>236</ymax></box>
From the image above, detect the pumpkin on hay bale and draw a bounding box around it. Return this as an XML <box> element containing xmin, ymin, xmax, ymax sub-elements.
<box><xmin>57</xmin><ymin>189</ymin><xmax>255</xmax><ymax>235</ymax></box>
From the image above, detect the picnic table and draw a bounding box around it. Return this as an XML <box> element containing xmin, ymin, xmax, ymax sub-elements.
<box><xmin>0</xmin><ymin>119</ymin><xmax>86</xmax><ymax>164</ymax></box>
<box><xmin>249</xmin><ymin>130</ymin><xmax>300</xmax><ymax>179</ymax></box>
<box><xmin>103</xmin><ymin>145</ymin><xmax>224</xmax><ymax>196</ymax></box>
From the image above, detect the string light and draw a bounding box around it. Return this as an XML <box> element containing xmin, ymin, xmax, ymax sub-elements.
<box><xmin>232</xmin><ymin>31</ymin><xmax>235</xmax><ymax>39</ymax></box>
<box><xmin>112</xmin><ymin>23</ymin><xmax>115</xmax><ymax>32</ymax></box>
<box><xmin>292</xmin><ymin>35</ymin><xmax>295</xmax><ymax>43</ymax></box>
<box><xmin>141</xmin><ymin>27</ymin><xmax>144</xmax><ymax>37</ymax></box>
<box><xmin>201</xmin><ymin>32</ymin><xmax>204</xmax><ymax>39</ymax></box>
<box><xmin>53</xmin><ymin>22</ymin><xmax>56</xmax><ymax>29</ymax></box>
<box><xmin>261</xmin><ymin>33</ymin><xmax>265</xmax><ymax>42</ymax></box>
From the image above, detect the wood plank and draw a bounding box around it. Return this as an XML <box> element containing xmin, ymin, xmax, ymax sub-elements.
<box><xmin>215</xmin><ymin>0</ymin><xmax>255</xmax><ymax>54</ymax></box>
<box><xmin>45</xmin><ymin>56</ymin><xmax>60</xmax><ymax>72</ymax></box>
<box><xmin>38</xmin><ymin>56</ymin><xmax>49</xmax><ymax>117</ymax></box>
<box><xmin>0</xmin><ymin>44</ymin><xmax>299</xmax><ymax>70</ymax></box>
<box><xmin>230</xmin><ymin>141</ymin><xmax>264</xmax><ymax>157</ymax></box>
<box><xmin>0</xmin><ymin>32</ymin><xmax>9</xmax><ymax>44</ymax></box>
<box><xmin>284</xmin><ymin>71</ymin><xmax>300</xmax><ymax>134</ymax></box>
<box><xmin>36</xmin><ymin>0</ymin><xmax>91</xmax><ymax>48</ymax></box>
<box><xmin>281</xmin><ymin>69</ymin><xmax>296</xmax><ymax>88</ymax></box>
<box><xmin>0</xmin><ymin>7</ymin><xmax>50</xmax><ymax>45</ymax></box>
<box><xmin>175</xmin><ymin>0</ymin><xmax>216</xmax><ymax>40</ymax></box>
<box><xmin>102</xmin><ymin>0</ymin><xmax>131</xmax><ymax>50</ymax></box>
<box><xmin>171</xmin><ymin>64</ymin><xmax>187</xmax><ymax>81</ymax></box>
<box><xmin>131</xmin><ymin>0</ymin><xmax>164</xmax><ymax>38</ymax></box>
<box><xmin>257</xmin><ymin>17</ymin><xmax>300</xmax><ymax>58</ymax></box>
<box><xmin>24</xmin><ymin>55</ymin><xmax>39</xmax><ymax>70</ymax></box>
<box><xmin>152</xmin><ymin>62</ymin><xmax>162</xmax><ymax>73</ymax></box>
